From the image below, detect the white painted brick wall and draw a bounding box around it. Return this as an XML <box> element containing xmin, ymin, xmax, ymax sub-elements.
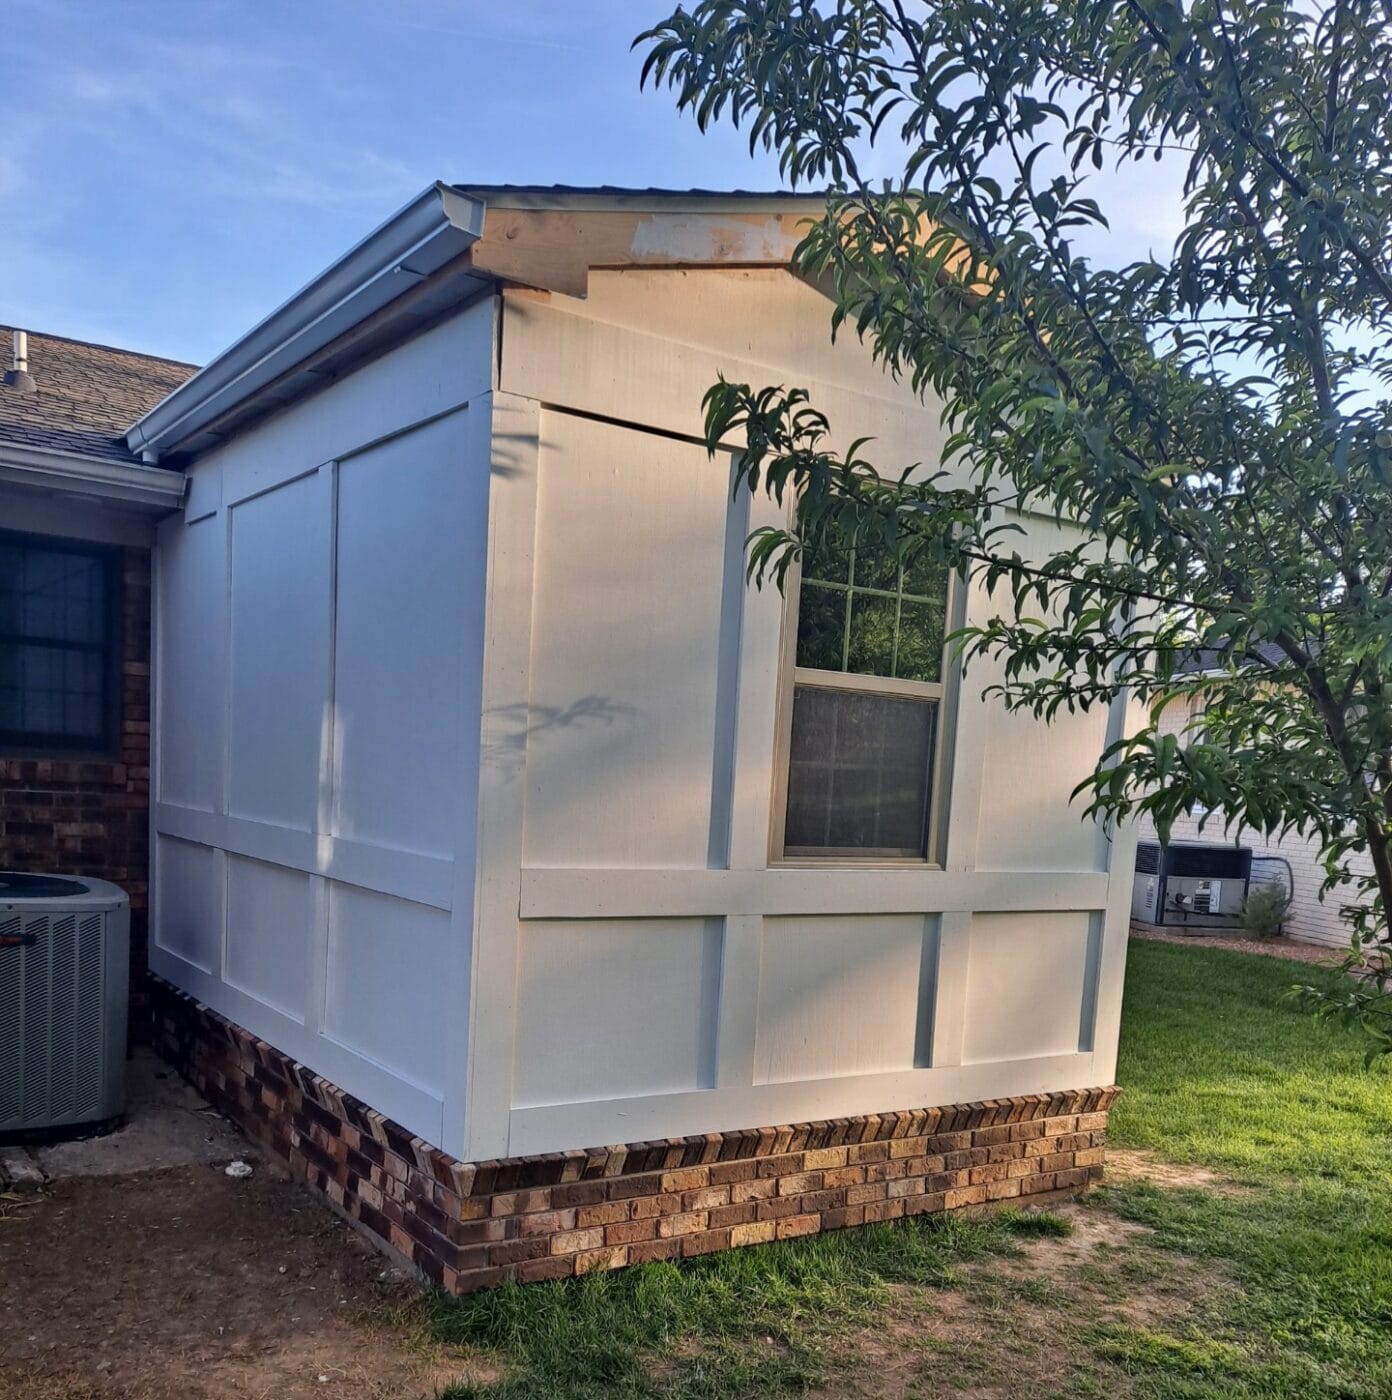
<box><xmin>1136</xmin><ymin>698</ymin><xmax>1373</xmax><ymax>948</ymax></box>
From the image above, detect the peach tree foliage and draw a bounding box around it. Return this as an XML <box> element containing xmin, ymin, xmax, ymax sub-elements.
<box><xmin>637</xmin><ymin>0</ymin><xmax>1392</xmax><ymax>1053</ymax></box>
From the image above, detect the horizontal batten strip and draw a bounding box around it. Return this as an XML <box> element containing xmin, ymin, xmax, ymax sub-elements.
<box><xmin>519</xmin><ymin>868</ymin><xmax>1110</xmax><ymax>921</ymax></box>
<box><xmin>155</xmin><ymin>802</ymin><xmax>454</xmax><ymax>911</ymax></box>
<box><xmin>506</xmin><ymin>1052</ymin><xmax>1094</xmax><ymax>1157</ymax></box>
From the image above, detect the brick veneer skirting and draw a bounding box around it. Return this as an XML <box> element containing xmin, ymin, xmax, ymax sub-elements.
<box><xmin>150</xmin><ymin>975</ymin><xmax>1117</xmax><ymax>1294</ymax></box>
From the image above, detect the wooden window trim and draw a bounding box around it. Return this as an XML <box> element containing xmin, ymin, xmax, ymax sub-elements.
<box><xmin>769</xmin><ymin>553</ymin><xmax>962</xmax><ymax>867</ymax></box>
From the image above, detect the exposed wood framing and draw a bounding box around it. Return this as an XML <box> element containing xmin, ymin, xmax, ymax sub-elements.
<box><xmin>465</xmin><ymin>208</ymin><xmax>814</xmax><ymax>298</ymax></box>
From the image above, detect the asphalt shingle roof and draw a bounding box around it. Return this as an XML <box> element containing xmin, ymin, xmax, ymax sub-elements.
<box><xmin>1176</xmin><ymin>641</ymin><xmax>1289</xmax><ymax>674</ymax></box>
<box><xmin>0</xmin><ymin>328</ymin><xmax>197</xmax><ymax>465</ymax></box>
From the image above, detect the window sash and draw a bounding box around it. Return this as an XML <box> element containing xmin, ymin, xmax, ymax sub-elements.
<box><xmin>0</xmin><ymin>533</ymin><xmax>120</xmax><ymax>754</ymax></box>
<box><xmin>793</xmin><ymin>665</ymin><xmax>944</xmax><ymax>702</ymax></box>
<box><xmin>796</xmin><ymin>544</ymin><xmax>949</xmax><ymax>683</ymax></box>
<box><xmin>772</xmin><ymin>554</ymin><xmax>957</xmax><ymax>866</ymax></box>
<box><xmin>782</xmin><ymin>678</ymin><xmax>939</xmax><ymax>858</ymax></box>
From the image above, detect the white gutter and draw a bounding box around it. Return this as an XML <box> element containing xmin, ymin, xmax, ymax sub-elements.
<box><xmin>126</xmin><ymin>182</ymin><xmax>486</xmax><ymax>462</ymax></box>
<box><xmin>0</xmin><ymin>440</ymin><xmax>186</xmax><ymax>510</ymax></box>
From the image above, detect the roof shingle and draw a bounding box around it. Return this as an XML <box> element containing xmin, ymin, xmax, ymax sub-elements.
<box><xmin>0</xmin><ymin>328</ymin><xmax>197</xmax><ymax>465</ymax></box>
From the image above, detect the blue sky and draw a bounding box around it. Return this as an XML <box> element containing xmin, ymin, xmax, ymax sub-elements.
<box><xmin>0</xmin><ymin>0</ymin><xmax>1184</xmax><ymax>366</ymax></box>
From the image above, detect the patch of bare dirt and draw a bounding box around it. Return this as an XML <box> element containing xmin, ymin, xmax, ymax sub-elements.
<box><xmin>814</xmin><ymin>1202</ymin><xmax>1231</xmax><ymax>1399</ymax></box>
<box><xmin>1103</xmin><ymin>1149</ymin><xmax>1245</xmax><ymax>1193</ymax></box>
<box><xmin>1129</xmin><ymin>924</ymin><xmax>1342</xmax><ymax>965</ymax></box>
<box><xmin>0</xmin><ymin>1164</ymin><xmax>489</xmax><ymax>1400</ymax></box>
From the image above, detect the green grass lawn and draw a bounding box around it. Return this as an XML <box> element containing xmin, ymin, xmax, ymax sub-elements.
<box><xmin>396</xmin><ymin>940</ymin><xmax>1392</xmax><ymax>1398</ymax></box>
<box><xmin>1099</xmin><ymin>941</ymin><xmax>1392</xmax><ymax>1396</ymax></box>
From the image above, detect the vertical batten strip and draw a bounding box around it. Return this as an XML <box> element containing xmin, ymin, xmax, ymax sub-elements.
<box><xmin>463</xmin><ymin>389</ymin><xmax>542</xmax><ymax>1162</ymax></box>
<box><xmin>926</xmin><ymin>910</ymin><xmax>971</xmax><ymax>1068</ymax></box>
<box><xmin>712</xmin><ymin>479</ymin><xmax>785</xmax><ymax>1093</ymax></box>
<box><xmin>1089</xmin><ymin>687</ymin><xmax>1142</xmax><ymax>1081</ymax></box>
<box><xmin>713</xmin><ymin>913</ymin><xmax>764</xmax><ymax>1088</ymax></box>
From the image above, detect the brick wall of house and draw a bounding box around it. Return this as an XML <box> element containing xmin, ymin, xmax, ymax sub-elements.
<box><xmin>0</xmin><ymin>547</ymin><xmax>151</xmax><ymax>1017</ymax></box>
<box><xmin>150</xmin><ymin>974</ymin><xmax>1116</xmax><ymax>1294</ymax></box>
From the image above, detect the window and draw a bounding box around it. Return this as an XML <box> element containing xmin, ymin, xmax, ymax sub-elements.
<box><xmin>0</xmin><ymin>534</ymin><xmax>119</xmax><ymax>753</ymax></box>
<box><xmin>778</xmin><ymin>533</ymin><xmax>951</xmax><ymax>859</ymax></box>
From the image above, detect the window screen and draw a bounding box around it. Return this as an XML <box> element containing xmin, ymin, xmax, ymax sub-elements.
<box><xmin>782</xmin><ymin>535</ymin><xmax>949</xmax><ymax>858</ymax></box>
<box><xmin>0</xmin><ymin>536</ymin><xmax>118</xmax><ymax>752</ymax></box>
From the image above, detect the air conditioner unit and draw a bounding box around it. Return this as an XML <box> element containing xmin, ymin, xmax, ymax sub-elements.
<box><xmin>1131</xmin><ymin>842</ymin><xmax>1252</xmax><ymax>930</ymax></box>
<box><xmin>0</xmin><ymin>873</ymin><xmax>129</xmax><ymax>1137</ymax></box>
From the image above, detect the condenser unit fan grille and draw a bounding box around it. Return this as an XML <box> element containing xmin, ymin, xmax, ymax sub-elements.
<box><xmin>0</xmin><ymin>882</ymin><xmax>127</xmax><ymax>1135</ymax></box>
<box><xmin>0</xmin><ymin>912</ymin><xmax>109</xmax><ymax>1129</ymax></box>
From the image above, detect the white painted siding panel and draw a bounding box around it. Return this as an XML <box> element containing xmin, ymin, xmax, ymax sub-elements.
<box><xmin>968</xmin><ymin>528</ymin><xmax>1112</xmax><ymax>874</ymax></box>
<box><xmin>754</xmin><ymin>915</ymin><xmax>935</xmax><ymax>1084</ymax></box>
<box><xmin>212</xmin><ymin>304</ymin><xmax>495</xmax><ymax>508</ymax></box>
<box><xmin>332</xmin><ymin>413</ymin><xmax>479</xmax><ymax>860</ymax></box>
<box><xmin>323</xmin><ymin>884</ymin><xmax>451</xmax><ymax>1098</ymax></box>
<box><xmin>962</xmin><ymin>912</ymin><xmax>1094</xmax><ymax>1063</ymax></box>
<box><xmin>157</xmin><ymin>514</ymin><xmax>225</xmax><ymax>813</ymax></box>
<box><xmin>224</xmin><ymin>855</ymin><xmax>313</xmax><ymax>1023</ymax></box>
<box><xmin>523</xmin><ymin>413</ymin><xmax>731</xmax><ymax>869</ymax></box>
<box><xmin>975</xmin><ymin>695</ymin><xmax>1110</xmax><ymax>872</ymax></box>
<box><xmin>227</xmin><ymin>472</ymin><xmax>331</xmax><ymax>831</ymax></box>
<box><xmin>501</xmin><ymin>296</ymin><xmax>962</xmax><ymax>489</ymax></box>
<box><xmin>154</xmin><ymin>836</ymin><xmax>221</xmax><ymax>974</ymax></box>
<box><xmin>576</xmin><ymin>269</ymin><xmax>927</xmax><ymax>410</ymax></box>
<box><xmin>512</xmin><ymin>917</ymin><xmax>721</xmax><ymax>1107</ymax></box>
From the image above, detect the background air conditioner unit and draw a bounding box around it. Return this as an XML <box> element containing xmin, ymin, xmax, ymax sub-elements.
<box><xmin>1131</xmin><ymin>842</ymin><xmax>1252</xmax><ymax>931</ymax></box>
<box><xmin>0</xmin><ymin>873</ymin><xmax>129</xmax><ymax>1137</ymax></box>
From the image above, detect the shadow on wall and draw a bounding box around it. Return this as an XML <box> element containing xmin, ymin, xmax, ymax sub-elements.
<box><xmin>490</xmin><ymin>427</ymin><xmax>535</xmax><ymax>481</ymax></box>
<box><xmin>482</xmin><ymin>697</ymin><xmax>636</xmax><ymax>776</ymax></box>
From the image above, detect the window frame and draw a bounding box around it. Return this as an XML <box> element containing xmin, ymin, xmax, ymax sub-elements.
<box><xmin>769</xmin><ymin>549</ymin><xmax>962</xmax><ymax>867</ymax></box>
<box><xmin>0</xmin><ymin>529</ymin><xmax>123</xmax><ymax>757</ymax></box>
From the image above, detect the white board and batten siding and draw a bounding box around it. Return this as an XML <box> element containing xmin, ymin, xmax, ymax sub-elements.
<box><xmin>153</xmin><ymin>266</ymin><xmax>1137</xmax><ymax>1165</ymax></box>
<box><xmin>152</xmin><ymin>302</ymin><xmax>497</xmax><ymax>1149</ymax></box>
<box><xmin>467</xmin><ymin>268</ymin><xmax>1136</xmax><ymax>1162</ymax></box>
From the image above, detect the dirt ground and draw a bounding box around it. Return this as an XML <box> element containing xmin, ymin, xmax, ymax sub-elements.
<box><xmin>0</xmin><ymin>1042</ymin><xmax>1234</xmax><ymax>1400</ymax></box>
<box><xmin>1129</xmin><ymin>923</ymin><xmax>1344</xmax><ymax>964</ymax></box>
<box><xmin>0</xmin><ymin>1162</ymin><xmax>487</xmax><ymax>1400</ymax></box>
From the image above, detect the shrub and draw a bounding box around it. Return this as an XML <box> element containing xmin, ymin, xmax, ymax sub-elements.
<box><xmin>1242</xmin><ymin>882</ymin><xmax>1293</xmax><ymax>940</ymax></box>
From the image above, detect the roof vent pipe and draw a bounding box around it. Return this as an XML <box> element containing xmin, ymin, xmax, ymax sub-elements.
<box><xmin>3</xmin><ymin>330</ymin><xmax>36</xmax><ymax>393</ymax></box>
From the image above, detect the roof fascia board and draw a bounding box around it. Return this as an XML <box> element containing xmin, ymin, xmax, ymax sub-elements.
<box><xmin>455</xmin><ymin>187</ymin><xmax>828</xmax><ymax>216</ymax></box>
<box><xmin>126</xmin><ymin>183</ymin><xmax>485</xmax><ymax>461</ymax></box>
<box><xmin>0</xmin><ymin>440</ymin><xmax>186</xmax><ymax>510</ymax></box>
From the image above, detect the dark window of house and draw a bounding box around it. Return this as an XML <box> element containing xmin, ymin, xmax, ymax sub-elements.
<box><xmin>0</xmin><ymin>534</ymin><xmax>119</xmax><ymax>753</ymax></box>
<box><xmin>782</xmin><ymin>534</ymin><xmax>949</xmax><ymax>858</ymax></box>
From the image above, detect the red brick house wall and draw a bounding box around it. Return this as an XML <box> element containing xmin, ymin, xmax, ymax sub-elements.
<box><xmin>0</xmin><ymin>546</ymin><xmax>151</xmax><ymax>1024</ymax></box>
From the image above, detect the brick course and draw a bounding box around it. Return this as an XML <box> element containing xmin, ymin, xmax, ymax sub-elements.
<box><xmin>0</xmin><ymin>547</ymin><xmax>151</xmax><ymax>1025</ymax></box>
<box><xmin>150</xmin><ymin>975</ymin><xmax>1117</xmax><ymax>1295</ymax></box>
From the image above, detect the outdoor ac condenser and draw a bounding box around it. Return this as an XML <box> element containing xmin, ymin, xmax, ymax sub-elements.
<box><xmin>1131</xmin><ymin>842</ymin><xmax>1252</xmax><ymax>930</ymax></box>
<box><xmin>0</xmin><ymin>872</ymin><xmax>129</xmax><ymax>1136</ymax></box>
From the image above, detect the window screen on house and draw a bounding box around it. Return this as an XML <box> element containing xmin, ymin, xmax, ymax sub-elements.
<box><xmin>0</xmin><ymin>535</ymin><xmax>118</xmax><ymax>753</ymax></box>
<box><xmin>782</xmin><ymin>535</ymin><xmax>949</xmax><ymax>858</ymax></box>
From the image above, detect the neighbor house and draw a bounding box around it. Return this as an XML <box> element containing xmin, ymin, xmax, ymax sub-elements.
<box><xmin>2</xmin><ymin>185</ymin><xmax>1135</xmax><ymax>1291</ymax></box>
<box><xmin>1137</xmin><ymin>652</ymin><xmax>1373</xmax><ymax>947</ymax></box>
